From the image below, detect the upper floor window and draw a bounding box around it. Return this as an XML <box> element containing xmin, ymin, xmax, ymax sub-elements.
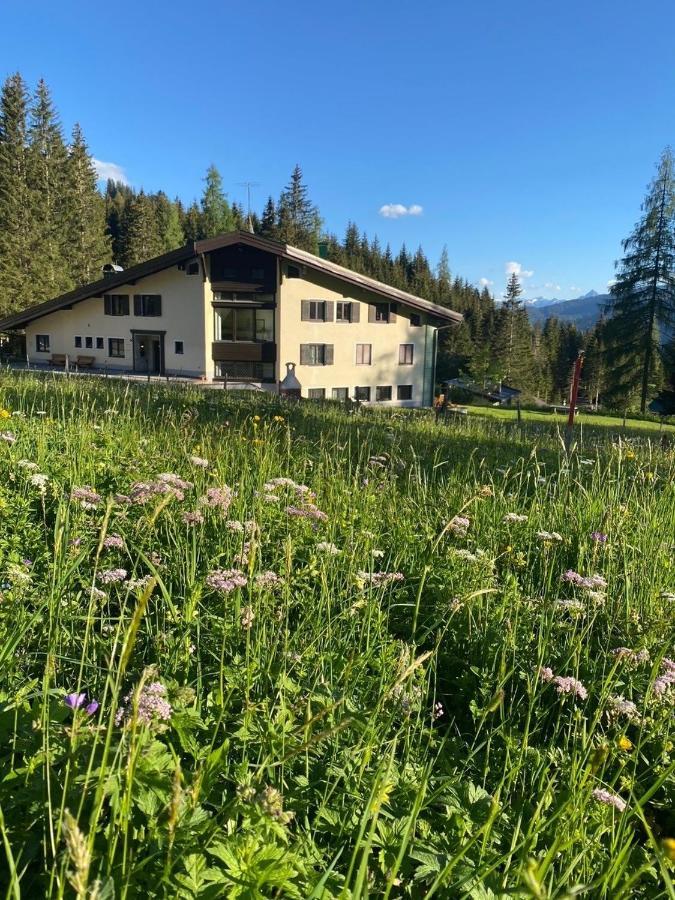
<box><xmin>104</xmin><ymin>294</ymin><xmax>129</xmax><ymax>316</ymax></box>
<box><xmin>336</xmin><ymin>301</ymin><xmax>360</xmax><ymax>322</ymax></box>
<box><xmin>301</xmin><ymin>300</ymin><xmax>334</xmax><ymax>322</ymax></box>
<box><xmin>299</xmin><ymin>343</ymin><xmax>334</xmax><ymax>366</ymax></box>
<box><xmin>369</xmin><ymin>302</ymin><xmax>397</xmax><ymax>324</ymax></box>
<box><xmin>35</xmin><ymin>334</ymin><xmax>50</xmax><ymax>352</ymax></box>
<box><xmin>186</xmin><ymin>262</ymin><xmax>199</xmax><ymax>275</ymax></box>
<box><xmin>356</xmin><ymin>343</ymin><xmax>372</xmax><ymax>365</ymax></box>
<box><xmin>375</xmin><ymin>303</ymin><xmax>390</xmax><ymax>322</ymax></box>
<box><xmin>287</xmin><ymin>265</ymin><xmax>301</xmax><ymax>278</ymax></box>
<box><xmin>410</xmin><ymin>313</ymin><xmax>421</xmax><ymax>326</ymax></box>
<box><xmin>134</xmin><ymin>294</ymin><xmax>162</xmax><ymax>317</ymax></box>
<box><xmin>214</xmin><ymin>307</ymin><xmax>274</xmax><ymax>342</ymax></box>
<box><xmin>399</xmin><ymin>344</ymin><xmax>414</xmax><ymax>365</ymax></box>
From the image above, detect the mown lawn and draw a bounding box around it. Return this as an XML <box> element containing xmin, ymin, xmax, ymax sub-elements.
<box><xmin>464</xmin><ymin>403</ymin><xmax>675</xmax><ymax>435</ymax></box>
<box><xmin>0</xmin><ymin>372</ymin><xmax>673</xmax><ymax>898</ymax></box>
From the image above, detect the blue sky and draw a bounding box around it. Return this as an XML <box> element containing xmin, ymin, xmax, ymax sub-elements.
<box><xmin>2</xmin><ymin>0</ymin><xmax>674</xmax><ymax>300</ymax></box>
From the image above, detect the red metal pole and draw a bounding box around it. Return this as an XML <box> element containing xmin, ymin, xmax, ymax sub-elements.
<box><xmin>565</xmin><ymin>352</ymin><xmax>584</xmax><ymax>449</ymax></box>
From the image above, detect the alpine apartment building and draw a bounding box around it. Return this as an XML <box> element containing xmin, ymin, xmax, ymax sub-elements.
<box><xmin>0</xmin><ymin>231</ymin><xmax>462</xmax><ymax>407</ymax></box>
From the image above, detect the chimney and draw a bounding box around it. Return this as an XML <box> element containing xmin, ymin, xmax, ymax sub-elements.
<box><xmin>102</xmin><ymin>263</ymin><xmax>124</xmax><ymax>280</ymax></box>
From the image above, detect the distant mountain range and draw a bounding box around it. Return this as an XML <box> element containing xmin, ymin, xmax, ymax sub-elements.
<box><xmin>524</xmin><ymin>290</ymin><xmax>608</xmax><ymax>330</ymax></box>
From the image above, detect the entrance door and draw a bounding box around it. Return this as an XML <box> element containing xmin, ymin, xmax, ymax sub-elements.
<box><xmin>133</xmin><ymin>333</ymin><xmax>163</xmax><ymax>374</ymax></box>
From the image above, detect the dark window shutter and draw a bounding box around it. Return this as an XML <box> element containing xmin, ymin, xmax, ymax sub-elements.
<box><xmin>104</xmin><ymin>295</ymin><xmax>111</xmax><ymax>315</ymax></box>
<box><xmin>301</xmin><ymin>300</ymin><xmax>310</xmax><ymax>321</ymax></box>
<box><xmin>299</xmin><ymin>344</ymin><xmax>310</xmax><ymax>365</ymax></box>
<box><xmin>389</xmin><ymin>303</ymin><xmax>397</xmax><ymax>323</ymax></box>
<box><xmin>134</xmin><ymin>295</ymin><xmax>142</xmax><ymax>316</ymax></box>
<box><xmin>351</xmin><ymin>302</ymin><xmax>360</xmax><ymax>323</ymax></box>
<box><xmin>324</xmin><ymin>344</ymin><xmax>334</xmax><ymax>365</ymax></box>
<box><xmin>325</xmin><ymin>301</ymin><xmax>334</xmax><ymax>322</ymax></box>
<box><xmin>368</xmin><ymin>304</ymin><xmax>376</xmax><ymax>323</ymax></box>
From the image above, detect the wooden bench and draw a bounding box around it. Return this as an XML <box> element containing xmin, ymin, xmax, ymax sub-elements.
<box><xmin>48</xmin><ymin>354</ymin><xmax>66</xmax><ymax>367</ymax></box>
<box><xmin>75</xmin><ymin>355</ymin><xmax>95</xmax><ymax>369</ymax></box>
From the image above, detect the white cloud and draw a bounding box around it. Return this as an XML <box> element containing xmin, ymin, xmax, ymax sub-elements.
<box><xmin>607</xmin><ymin>279</ymin><xmax>616</xmax><ymax>289</ymax></box>
<box><xmin>379</xmin><ymin>203</ymin><xmax>423</xmax><ymax>219</ymax></box>
<box><xmin>479</xmin><ymin>277</ymin><xmax>494</xmax><ymax>287</ymax></box>
<box><xmin>505</xmin><ymin>260</ymin><xmax>534</xmax><ymax>279</ymax></box>
<box><xmin>544</xmin><ymin>282</ymin><xmax>561</xmax><ymax>291</ymax></box>
<box><xmin>93</xmin><ymin>158</ymin><xmax>129</xmax><ymax>185</ymax></box>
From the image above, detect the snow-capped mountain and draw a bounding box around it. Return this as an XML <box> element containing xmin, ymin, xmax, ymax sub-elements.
<box><xmin>526</xmin><ymin>290</ymin><xmax>606</xmax><ymax>329</ymax></box>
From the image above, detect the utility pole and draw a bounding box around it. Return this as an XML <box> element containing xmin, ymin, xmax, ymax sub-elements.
<box><xmin>237</xmin><ymin>181</ymin><xmax>260</xmax><ymax>232</ymax></box>
<box><xmin>565</xmin><ymin>351</ymin><xmax>584</xmax><ymax>452</ymax></box>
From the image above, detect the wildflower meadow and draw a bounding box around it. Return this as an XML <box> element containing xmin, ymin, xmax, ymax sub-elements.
<box><xmin>0</xmin><ymin>372</ymin><xmax>673</xmax><ymax>898</ymax></box>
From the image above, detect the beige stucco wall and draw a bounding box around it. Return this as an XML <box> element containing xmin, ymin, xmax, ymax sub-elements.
<box><xmin>278</xmin><ymin>265</ymin><xmax>434</xmax><ymax>406</ymax></box>
<box><xmin>24</xmin><ymin>265</ymin><xmax>210</xmax><ymax>377</ymax></box>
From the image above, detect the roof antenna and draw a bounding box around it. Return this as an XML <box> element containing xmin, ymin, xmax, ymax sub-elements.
<box><xmin>237</xmin><ymin>181</ymin><xmax>260</xmax><ymax>233</ymax></box>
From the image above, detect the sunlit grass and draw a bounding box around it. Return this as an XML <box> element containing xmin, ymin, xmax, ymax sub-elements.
<box><xmin>0</xmin><ymin>371</ymin><xmax>672</xmax><ymax>898</ymax></box>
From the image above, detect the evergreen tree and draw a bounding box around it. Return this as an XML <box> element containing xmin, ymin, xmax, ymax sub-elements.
<box><xmin>0</xmin><ymin>73</ymin><xmax>33</xmax><ymax>314</ymax></box>
<box><xmin>105</xmin><ymin>180</ymin><xmax>134</xmax><ymax>262</ymax></box>
<box><xmin>27</xmin><ymin>79</ymin><xmax>70</xmax><ymax>298</ymax></box>
<box><xmin>118</xmin><ymin>189</ymin><xmax>162</xmax><ymax>267</ymax></box>
<box><xmin>181</xmin><ymin>201</ymin><xmax>203</xmax><ymax>242</ymax></box>
<box><xmin>493</xmin><ymin>273</ymin><xmax>536</xmax><ymax>391</ymax></box>
<box><xmin>258</xmin><ymin>196</ymin><xmax>277</xmax><ymax>239</ymax></box>
<box><xmin>604</xmin><ymin>149</ymin><xmax>675</xmax><ymax>411</ymax></box>
<box><xmin>276</xmin><ymin>164</ymin><xmax>321</xmax><ymax>251</ymax></box>
<box><xmin>435</xmin><ymin>246</ymin><xmax>452</xmax><ymax>304</ymax></box>
<box><xmin>200</xmin><ymin>165</ymin><xmax>234</xmax><ymax>238</ymax></box>
<box><xmin>63</xmin><ymin>124</ymin><xmax>110</xmax><ymax>284</ymax></box>
<box><xmin>154</xmin><ymin>191</ymin><xmax>184</xmax><ymax>251</ymax></box>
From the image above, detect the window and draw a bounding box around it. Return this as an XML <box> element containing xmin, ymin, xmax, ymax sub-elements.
<box><xmin>74</xmin><ymin>336</ymin><xmax>82</xmax><ymax>348</ymax></box>
<box><xmin>354</xmin><ymin>386</ymin><xmax>371</xmax><ymax>401</ymax></box>
<box><xmin>397</xmin><ymin>385</ymin><xmax>413</xmax><ymax>400</ymax></box>
<box><xmin>35</xmin><ymin>334</ymin><xmax>50</xmax><ymax>352</ymax></box>
<box><xmin>399</xmin><ymin>344</ymin><xmax>414</xmax><ymax>365</ymax></box>
<box><xmin>251</xmin><ymin>267</ymin><xmax>265</xmax><ymax>281</ymax></box>
<box><xmin>376</xmin><ymin>386</ymin><xmax>392</xmax><ymax>402</ymax></box>
<box><xmin>104</xmin><ymin>294</ymin><xmax>129</xmax><ymax>316</ymax></box>
<box><xmin>356</xmin><ymin>343</ymin><xmax>372</xmax><ymax>365</ymax></box>
<box><xmin>215</xmin><ymin>361</ymin><xmax>275</xmax><ymax>382</ymax></box>
<box><xmin>287</xmin><ymin>265</ymin><xmax>301</xmax><ymax>278</ymax></box>
<box><xmin>175</xmin><ymin>340</ymin><xmax>184</xmax><ymax>355</ymax></box>
<box><xmin>108</xmin><ymin>338</ymin><xmax>125</xmax><ymax>358</ymax></box>
<box><xmin>299</xmin><ymin>343</ymin><xmax>333</xmax><ymax>366</ymax></box>
<box><xmin>214</xmin><ymin>307</ymin><xmax>273</xmax><ymax>342</ymax></box>
<box><xmin>410</xmin><ymin>313</ymin><xmax>421</xmax><ymax>326</ymax></box>
<box><xmin>85</xmin><ymin>336</ymin><xmax>93</xmax><ymax>349</ymax></box>
<box><xmin>336</xmin><ymin>302</ymin><xmax>351</xmax><ymax>322</ymax></box>
<box><xmin>310</xmin><ymin>300</ymin><xmax>326</xmax><ymax>321</ymax></box>
<box><xmin>307</xmin><ymin>388</ymin><xmax>326</xmax><ymax>400</ymax></box>
<box><xmin>375</xmin><ymin>303</ymin><xmax>390</xmax><ymax>322</ymax></box>
<box><xmin>187</xmin><ymin>262</ymin><xmax>199</xmax><ymax>275</ymax></box>
<box><xmin>332</xmin><ymin>387</ymin><xmax>349</xmax><ymax>401</ymax></box>
<box><xmin>96</xmin><ymin>337</ymin><xmax>104</xmax><ymax>350</ymax></box>
<box><xmin>134</xmin><ymin>294</ymin><xmax>162</xmax><ymax>317</ymax></box>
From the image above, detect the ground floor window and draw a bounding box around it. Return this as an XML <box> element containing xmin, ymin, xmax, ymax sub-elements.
<box><xmin>332</xmin><ymin>387</ymin><xmax>348</xmax><ymax>401</ymax></box>
<box><xmin>175</xmin><ymin>341</ymin><xmax>184</xmax><ymax>354</ymax></box>
<box><xmin>108</xmin><ymin>338</ymin><xmax>125</xmax><ymax>358</ymax></box>
<box><xmin>215</xmin><ymin>361</ymin><xmax>275</xmax><ymax>382</ymax></box>
<box><xmin>307</xmin><ymin>388</ymin><xmax>326</xmax><ymax>400</ymax></box>
<box><xmin>74</xmin><ymin>336</ymin><xmax>82</xmax><ymax>348</ymax></box>
<box><xmin>376</xmin><ymin>385</ymin><xmax>392</xmax><ymax>401</ymax></box>
<box><xmin>397</xmin><ymin>385</ymin><xmax>413</xmax><ymax>400</ymax></box>
<box><xmin>96</xmin><ymin>337</ymin><xmax>104</xmax><ymax>350</ymax></box>
<box><xmin>355</xmin><ymin>386</ymin><xmax>371</xmax><ymax>401</ymax></box>
<box><xmin>299</xmin><ymin>344</ymin><xmax>333</xmax><ymax>366</ymax></box>
<box><xmin>85</xmin><ymin>336</ymin><xmax>93</xmax><ymax>349</ymax></box>
<box><xmin>36</xmin><ymin>335</ymin><xmax>50</xmax><ymax>352</ymax></box>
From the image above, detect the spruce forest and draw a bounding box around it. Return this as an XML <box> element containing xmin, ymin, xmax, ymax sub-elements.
<box><xmin>1</xmin><ymin>72</ymin><xmax>674</xmax><ymax>411</ymax></box>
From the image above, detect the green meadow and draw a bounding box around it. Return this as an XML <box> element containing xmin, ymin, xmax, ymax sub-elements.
<box><xmin>0</xmin><ymin>372</ymin><xmax>673</xmax><ymax>898</ymax></box>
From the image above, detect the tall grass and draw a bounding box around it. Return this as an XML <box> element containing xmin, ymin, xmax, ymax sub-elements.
<box><xmin>0</xmin><ymin>371</ymin><xmax>673</xmax><ymax>898</ymax></box>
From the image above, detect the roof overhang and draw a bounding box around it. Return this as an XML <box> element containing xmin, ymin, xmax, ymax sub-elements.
<box><xmin>0</xmin><ymin>230</ymin><xmax>462</xmax><ymax>331</ymax></box>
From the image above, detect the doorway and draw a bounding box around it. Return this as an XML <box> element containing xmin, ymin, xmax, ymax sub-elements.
<box><xmin>132</xmin><ymin>332</ymin><xmax>164</xmax><ymax>375</ymax></box>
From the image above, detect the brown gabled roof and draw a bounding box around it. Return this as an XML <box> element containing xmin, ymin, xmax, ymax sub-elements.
<box><xmin>0</xmin><ymin>230</ymin><xmax>462</xmax><ymax>330</ymax></box>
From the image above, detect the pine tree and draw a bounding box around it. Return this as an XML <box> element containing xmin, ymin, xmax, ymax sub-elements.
<box><xmin>154</xmin><ymin>191</ymin><xmax>184</xmax><ymax>251</ymax></box>
<box><xmin>258</xmin><ymin>196</ymin><xmax>277</xmax><ymax>239</ymax></box>
<box><xmin>63</xmin><ymin>124</ymin><xmax>110</xmax><ymax>284</ymax></box>
<box><xmin>200</xmin><ymin>165</ymin><xmax>234</xmax><ymax>238</ymax></box>
<box><xmin>181</xmin><ymin>201</ymin><xmax>203</xmax><ymax>242</ymax></box>
<box><xmin>493</xmin><ymin>273</ymin><xmax>536</xmax><ymax>391</ymax></box>
<box><xmin>436</xmin><ymin>246</ymin><xmax>452</xmax><ymax>304</ymax></box>
<box><xmin>276</xmin><ymin>164</ymin><xmax>321</xmax><ymax>252</ymax></box>
<box><xmin>0</xmin><ymin>73</ymin><xmax>33</xmax><ymax>314</ymax></box>
<box><xmin>604</xmin><ymin>148</ymin><xmax>675</xmax><ymax>411</ymax></box>
<box><xmin>118</xmin><ymin>189</ymin><xmax>162</xmax><ymax>267</ymax></box>
<box><xmin>27</xmin><ymin>79</ymin><xmax>70</xmax><ymax>299</ymax></box>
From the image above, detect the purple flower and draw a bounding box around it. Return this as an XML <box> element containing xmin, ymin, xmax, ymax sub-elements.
<box><xmin>591</xmin><ymin>531</ymin><xmax>608</xmax><ymax>543</ymax></box>
<box><xmin>654</xmin><ymin>658</ymin><xmax>675</xmax><ymax>698</ymax></box>
<box><xmin>358</xmin><ymin>570</ymin><xmax>405</xmax><ymax>587</ymax></box>
<box><xmin>206</xmin><ymin>568</ymin><xmax>247</xmax><ymax>593</ymax></box>
<box><xmin>86</xmin><ymin>700</ymin><xmax>99</xmax><ymax>716</ymax></box>
<box><xmin>255</xmin><ymin>570</ymin><xmax>284</xmax><ymax>589</ymax></box>
<box><xmin>98</xmin><ymin>568</ymin><xmax>128</xmax><ymax>584</ymax></box>
<box><xmin>64</xmin><ymin>692</ymin><xmax>87</xmax><ymax>709</ymax></box>
<box><xmin>70</xmin><ymin>486</ymin><xmax>102</xmax><ymax>508</ymax></box>
<box><xmin>182</xmin><ymin>510</ymin><xmax>204</xmax><ymax>526</ymax></box>
<box><xmin>592</xmin><ymin>788</ymin><xmax>626</xmax><ymax>812</ymax></box>
<box><xmin>103</xmin><ymin>534</ymin><xmax>125</xmax><ymax>550</ymax></box>
<box><xmin>286</xmin><ymin>504</ymin><xmax>328</xmax><ymax>522</ymax></box>
<box><xmin>538</xmin><ymin>666</ymin><xmax>587</xmax><ymax>699</ymax></box>
<box><xmin>115</xmin><ymin>680</ymin><xmax>172</xmax><ymax>727</ymax></box>
<box><xmin>199</xmin><ymin>486</ymin><xmax>233</xmax><ymax>513</ymax></box>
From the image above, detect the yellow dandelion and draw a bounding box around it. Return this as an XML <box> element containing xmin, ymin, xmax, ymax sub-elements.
<box><xmin>0</xmin><ymin>409</ymin><xmax>10</xmax><ymax>419</ymax></box>
<box><xmin>662</xmin><ymin>838</ymin><xmax>675</xmax><ymax>861</ymax></box>
<box><xmin>617</xmin><ymin>735</ymin><xmax>633</xmax><ymax>752</ymax></box>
